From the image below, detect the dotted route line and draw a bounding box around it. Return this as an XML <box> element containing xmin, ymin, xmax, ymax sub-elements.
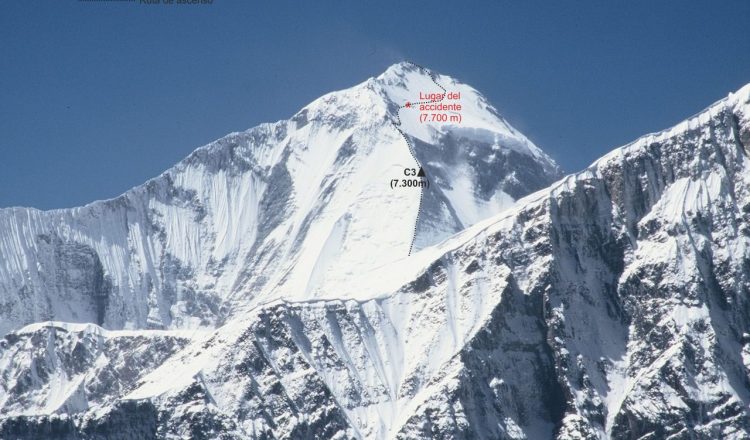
<box><xmin>391</xmin><ymin>63</ymin><xmax>447</xmax><ymax>129</ymax></box>
<box><xmin>408</xmin><ymin>189</ymin><xmax>424</xmax><ymax>256</ymax></box>
<box><xmin>388</xmin><ymin>61</ymin><xmax>447</xmax><ymax>256</ymax></box>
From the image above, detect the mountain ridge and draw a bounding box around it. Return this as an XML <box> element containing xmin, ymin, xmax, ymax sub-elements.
<box><xmin>2</xmin><ymin>66</ymin><xmax>749</xmax><ymax>439</ymax></box>
<box><xmin>0</xmin><ymin>63</ymin><xmax>561</xmax><ymax>336</ymax></box>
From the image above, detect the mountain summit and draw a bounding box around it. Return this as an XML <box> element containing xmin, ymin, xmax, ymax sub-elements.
<box><xmin>3</xmin><ymin>67</ymin><xmax>747</xmax><ymax>439</ymax></box>
<box><xmin>0</xmin><ymin>63</ymin><xmax>560</xmax><ymax>335</ymax></box>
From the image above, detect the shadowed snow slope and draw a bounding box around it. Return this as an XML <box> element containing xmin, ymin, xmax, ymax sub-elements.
<box><xmin>0</xmin><ymin>62</ymin><xmax>560</xmax><ymax>336</ymax></box>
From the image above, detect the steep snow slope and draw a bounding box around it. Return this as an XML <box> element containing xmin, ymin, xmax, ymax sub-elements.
<box><xmin>3</xmin><ymin>78</ymin><xmax>749</xmax><ymax>440</ymax></box>
<box><xmin>0</xmin><ymin>62</ymin><xmax>560</xmax><ymax>336</ymax></box>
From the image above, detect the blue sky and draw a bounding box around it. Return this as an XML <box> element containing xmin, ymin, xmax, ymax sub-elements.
<box><xmin>1</xmin><ymin>0</ymin><xmax>749</xmax><ymax>209</ymax></box>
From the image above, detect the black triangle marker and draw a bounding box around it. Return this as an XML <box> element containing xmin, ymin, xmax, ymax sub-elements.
<box><xmin>417</xmin><ymin>167</ymin><xmax>426</xmax><ymax>177</ymax></box>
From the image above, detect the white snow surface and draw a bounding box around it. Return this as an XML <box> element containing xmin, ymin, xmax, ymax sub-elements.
<box><xmin>0</xmin><ymin>62</ymin><xmax>559</xmax><ymax>336</ymax></box>
<box><xmin>2</xmin><ymin>68</ymin><xmax>749</xmax><ymax>439</ymax></box>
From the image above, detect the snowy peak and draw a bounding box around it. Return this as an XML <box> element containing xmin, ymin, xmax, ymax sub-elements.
<box><xmin>0</xmin><ymin>63</ymin><xmax>562</xmax><ymax>337</ymax></box>
<box><xmin>2</xmin><ymin>67</ymin><xmax>750</xmax><ymax>438</ymax></box>
<box><xmin>375</xmin><ymin>62</ymin><xmax>557</xmax><ymax>168</ymax></box>
<box><xmin>363</xmin><ymin>63</ymin><xmax>563</xmax><ymax>241</ymax></box>
<box><xmin>32</xmin><ymin>79</ymin><xmax>750</xmax><ymax>439</ymax></box>
<box><xmin>290</xmin><ymin>61</ymin><xmax>558</xmax><ymax>172</ymax></box>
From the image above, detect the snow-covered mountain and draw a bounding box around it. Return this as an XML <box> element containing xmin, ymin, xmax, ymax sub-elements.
<box><xmin>2</xmin><ymin>65</ymin><xmax>750</xmax><ymax>439</ymax></box>
<box><xmin>0</xmin><ymin>62</ymin><xmax>560</xmax><ymax>337</ymax></box>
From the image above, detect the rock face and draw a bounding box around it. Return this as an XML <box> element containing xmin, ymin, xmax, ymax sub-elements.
<box><xmin>0</xmin><ymin>323</ymin><xmax>195</xmax><ymax>439</ymax></box>
<box><xmin>1</xmin><ymin>65</ymin><xmax>750</xmax><ymax>439</ymax></box>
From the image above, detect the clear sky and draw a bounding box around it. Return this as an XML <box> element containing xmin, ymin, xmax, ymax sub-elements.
<box><xmin>1</xmin><ymin>1</ymin><xmax>749</xmax><ymax>209</ymax></box>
